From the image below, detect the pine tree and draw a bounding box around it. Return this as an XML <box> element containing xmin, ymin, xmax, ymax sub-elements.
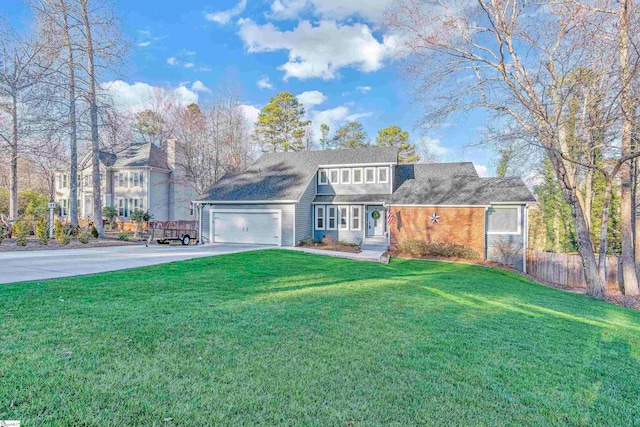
<box><xmin>375</xmin><ymin>125</ymin><xmax>420</xmax><ymax>163</ymax></box>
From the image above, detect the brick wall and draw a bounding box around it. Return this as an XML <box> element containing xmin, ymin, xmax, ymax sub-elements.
<box><xmin>389</xmin><ymin>206</ymin><xmax>486</xmax><ymax>257</ymax></box>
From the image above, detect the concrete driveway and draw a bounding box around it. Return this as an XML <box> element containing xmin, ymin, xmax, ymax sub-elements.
<box><xmin>0</xmin><ymin>244</ymin><xmax>264</xmax><ymax>285</ymax></box>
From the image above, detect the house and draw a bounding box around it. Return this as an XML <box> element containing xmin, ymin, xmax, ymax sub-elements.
<box><xmin>193</xmin><ymin>147</ymin><xmax>536</xmax><ymax>271</ymax></box>
<box><xmin>54</xmin><ymin>140</ymin><xmax>195</xmax><ymax>222</ymax></box>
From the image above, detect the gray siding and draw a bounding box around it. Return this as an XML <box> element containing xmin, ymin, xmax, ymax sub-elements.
<box><xmin>202</xmin><ymin>203</ymin><xmax>295</xmax><ymax>246</ymax></box>
<box><xmin>149</xmin><ymin>171</ymin><xmax>170</xmax><ymax>221</ymax></box>
<box><xmin>486</xmin><ymin>205</ymin><xmax>526</xmax><ymax>271</ymax></box>
<box><xmin>295</xmin><ymin>177</ymin><xmax>316</xmax><ymax>244</ymax></box>
<box><xmin>314</xmin><ymin>228</ymin><xmax>364</xmax><ymax>245</ymax></box>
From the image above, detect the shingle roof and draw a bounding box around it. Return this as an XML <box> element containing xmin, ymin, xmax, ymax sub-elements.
<box><xmin>313</xmin><ymin>194</ymin><xmax>391</xmax><ymax>204</ymax></box>
<box><xmin>76</xmin><ymin>142</ymin><xmax>169</xmax><ymax>171</ymax></box>
<box><xmin>392</xmin><ymin>163</ymin><xmax>536</xmax><ymax>205</ymax></box>
<box><xmin>198</xmin><ymin>147</ymin><xmax>399</xmax><ymax>201</ymax></box>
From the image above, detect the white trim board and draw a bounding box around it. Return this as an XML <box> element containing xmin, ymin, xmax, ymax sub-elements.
<box><xmin>194</xmin><ymin>200</ymin><xmax>296</xmax><ymax>205</ymax></box>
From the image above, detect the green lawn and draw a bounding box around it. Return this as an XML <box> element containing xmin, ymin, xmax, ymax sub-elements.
<box><xmin>1</xmin><ymin>250</ymin><xmax>640</xmax><ymax>426</ymax></box>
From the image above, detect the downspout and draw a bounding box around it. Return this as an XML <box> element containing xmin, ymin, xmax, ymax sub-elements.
<box><xmin>523</xmin><ymin>205</ymin><xmax>529</xmax><ymax>274</ymax></box>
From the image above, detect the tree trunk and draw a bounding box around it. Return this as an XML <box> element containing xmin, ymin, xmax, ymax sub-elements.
<box><xmin>9</xmin><ymin>93</ymin><xmax>18</xmax><ymax>221</ymax></box>
<box><xmin>618</xmin><ymin>0</ymin><xmax>639</xmax><ymax>296</ymax></box>
<box><xmin>81</xmin><ymin>0</ymin><xmax>103</xmax><ymax>237</ymax></box>
<box><xmin>61</xmin><ymin>0</ymin><xmax>79</xmax><ymax>228</ymax></box>
<box><xmin>548</xmin><ymin>149</ymin><xmax>605</xmax><ymax>298</ymax></box>
<box><xmin>597</xmin><ymin>178</ymin><xmax>613</xmax><ymax>284</ymax></box>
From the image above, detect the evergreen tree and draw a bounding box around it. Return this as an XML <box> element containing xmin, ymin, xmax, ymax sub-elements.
<box><xmin>375</xmin><ymin>125</ymin><xmax>420</xmax><ymax>163</ymax></box>
<box><xmin>254</xmin><ymin>92</ymin><xmax>309</xmax><ymax>152</ymax></box>
<box><xmin>332</xmin><ymin>121</ymin><xmax>369</xmax><ymax>149</ymax></box>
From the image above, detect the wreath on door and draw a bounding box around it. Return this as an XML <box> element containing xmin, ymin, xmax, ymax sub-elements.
<box><xmin>371</xmin><ymin>210</ymin><xmax>381</xmax><ymax>220</ymax></box>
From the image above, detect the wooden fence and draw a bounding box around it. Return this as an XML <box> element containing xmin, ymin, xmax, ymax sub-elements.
<box><xmin>526</xmin><ymin>250</ymin><xmax>621</xmax><ymax>292</ymax></box>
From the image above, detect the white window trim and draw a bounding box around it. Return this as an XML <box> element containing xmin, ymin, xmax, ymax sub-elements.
<box><xmin>318</xmin><ymin>169</ymin><xmax>329</xmax><ymax>186</ymax></box>
<box><xmin>327</xmin><ymin>206</ymin><xmax>337</xmax><ymax>230</ymax></box>
<box><xmin>315</xmin><ymin>205</ymin><xmax>325</xmax><ymax>230</ymax></box>
<box><xmin>377</xmin><ymin>167</ymin><xmax>389</xmax><ymax>184</ymax></box>
<box><xmin>329</xmin><ymin>169</ymin><xmax>340</xmax><ymax>184</ymax></box>
<box><xmin>340</xmin><ymin>168</ymin><xmax>351</xmax><ymax>185</ymax></box>
<box><xmin>487</xmin><ymin>206</ymin><xmax>521</xmax><ymax>235</ymax></box>
<box><xmin>339</xmin><ymin>206</ymin><xmax>349</xmax><ymax>230</ymax></box>
<box><xmin>352</xmin><ymin>168</ymin><xmax>363</xmax><ymax>184</ymax></box>
<box><xmin>364</xmin><ymin>167</ymin><xmax>376</xmax><ymax>184</ymax></box>
<box><xmin>350</xmin><ymin>205</ymin><xmax>362</xmax><ymax>231</ymax></box>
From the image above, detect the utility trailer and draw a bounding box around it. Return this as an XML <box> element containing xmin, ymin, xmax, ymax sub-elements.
<box><xmin>145</xmin><ymin>221</ymin><xmax>198</xmax><ymax>246</ymax></box>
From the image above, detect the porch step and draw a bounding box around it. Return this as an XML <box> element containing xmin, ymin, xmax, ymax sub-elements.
<box><xmin>362</xmin><ymin>237</ymin><xmax>388</xmax><ymax>252</ymax></box>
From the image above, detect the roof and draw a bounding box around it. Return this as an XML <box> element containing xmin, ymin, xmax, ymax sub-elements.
<box><xmin>313</xmin><ymin>194</ymin><xmax>391</xmax><ymax>204</ymax></box>
<box><xmin>198</xmin><ymin>147</ymin><xmax>399</xmax><ymax>201</ymax></box>
<box><xmin>392</xmin><ymin>163</ymin><xmax>536</xmax><ymax>205</ymax></box>
<box><xmin>74</xmin><ymin>142</ymin><xmax>170</xmax><ymax>171</ymax></box>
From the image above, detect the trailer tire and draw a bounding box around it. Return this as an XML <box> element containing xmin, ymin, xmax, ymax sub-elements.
<box><xmin>181</xmin><ymin>235</ymin><xmax>191</xmax><ymax>246</ymax></box>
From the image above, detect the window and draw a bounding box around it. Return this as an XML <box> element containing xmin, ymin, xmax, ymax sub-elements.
<box><xmin>58</xmin><ymin>174</ymin><xmax>69</xmax><ymax>189</ymax></box>
<box><xmin>57</xmin><ymin>174</ymin><xmax>62</xmax><ymax>189</ymax></box>
<box><xmin>487</xmin><ymin>207</ymin><xmax>520</xmax><ymax>234</ymax></box>
<box><xmin>59</xmin><ymin>199</ymin><xmax>68</xmax><ymax>216</ymax></box>
<box><xmin>329</xmin><ymin>169</ymin><xmax>339</xmax><ymax>184</ymax></box>
<box><xmin>128</xmin><ymin>172</ymin><xmax>133</xmax><ymax>188</ymax></box>
<box><xmin>365</xmin><ymin>167</ymin><xmax>376</xmax><ymax>184</ymax></box>
<box><xmin>315</xmin><ymin>205</ymin><xmax>325</xmax><ymax>230</ymax></box>
<box><xmin>327</xmin><ymin>206</ymin><xmax>337</xmax><ymax>230</ymax></box>
<box><xmin>339</xmin><ymin>206</ymin><xmax>349</xmax><ymax>230</ymax></box>
<box><xmin>340</xmin><ymin>168</ymin><xmax>351</xmax><ymax>184</ymax></box>
<box><xmin>350</xmin><ymin>206</ymin><xmax>361</xmax><ymax>230</ymax></box>
<box><xmin>117</xmin><ymin>198</ymin><xmax>124</xmax><ymax>216</ymax></box>
<box><xmin>118</xmin><ymin>172</ymin><xmax>128</xmax><ymax>188</ymax></box>
<box><xmin>353</xmin><ymin>168</ymin><xmax>363</xmax><ymax>184</ymax></box>
<box><xmin>378</xmin><ymin>167</ymin><xmax>389</xmax><ymax>183</ymax></box>
<box><xmin>318</xmin><ymin>169</ymin><xmax>328</xmax><ymax>185</ymax></box>
<box><xmin>133</xmin><ymin>172</ymin><xmax>140</xmax><ymax>188</ymax></box>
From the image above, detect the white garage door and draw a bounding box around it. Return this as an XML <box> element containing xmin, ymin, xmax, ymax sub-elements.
<box><xmin>212</xmin><ymin>210</ymin><xmax>281</xmax><ymax>246</ymax></box>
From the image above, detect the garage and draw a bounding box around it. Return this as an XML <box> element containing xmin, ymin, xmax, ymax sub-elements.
<box><xmin>211</xmin><ymin>209</ymin><xmax>282</xmax><ymax>246</ymax></box>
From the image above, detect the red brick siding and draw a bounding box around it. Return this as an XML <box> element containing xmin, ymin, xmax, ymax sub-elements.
<box><xmin>389</xmin><ymin>206</ymin><xmax>486</xmax><ymax>257</ymax></box>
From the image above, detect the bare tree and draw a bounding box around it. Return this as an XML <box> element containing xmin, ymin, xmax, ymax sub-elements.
<box><xmin>0</xmin><ymin>19</ymin><xmax>52</xmax><ymax>220</ymax></box>
<box><xmin>388</xmin><ymin>0</ymin><xmax>640</xmax><ymax>298</ymax></box>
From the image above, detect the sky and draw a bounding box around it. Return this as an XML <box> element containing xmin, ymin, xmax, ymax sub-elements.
<box><xmin>3</xmin><ymin>0</ymin><xmax>496</xmax><ymax>176</ymax></box>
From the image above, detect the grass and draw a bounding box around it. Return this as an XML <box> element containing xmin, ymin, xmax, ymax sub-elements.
<box><xmin>1</xmin><ymin>250</ymin><xmax>640</xmax><ymax>426</ymax></box>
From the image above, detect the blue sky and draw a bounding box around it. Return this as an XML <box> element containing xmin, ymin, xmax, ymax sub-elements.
<box><xmin>4</xmin><ymin>0</ymin><xmax>496</xmax><ymax>176</ymax></box>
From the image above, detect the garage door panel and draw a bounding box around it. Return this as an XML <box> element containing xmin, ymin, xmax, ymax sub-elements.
<box><xmin>212</xmin><ymin>211</ymin><xmax>281</xmax><ymax>246</ymax></box>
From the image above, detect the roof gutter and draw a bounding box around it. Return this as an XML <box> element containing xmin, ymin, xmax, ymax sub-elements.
<box><xmin>192</xmin><ymin>200</ymin><xmax>297</xmax><ymax>205</ymax></box>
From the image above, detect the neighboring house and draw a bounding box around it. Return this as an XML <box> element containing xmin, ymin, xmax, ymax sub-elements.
<box><xmin>193</xmin><ymin>147</ymin><xmax>536</xmax><ymax>271</ymax></box>
<box><xmin>54</xmin><ymin>140</ymin><xmax>195</xmax><ymax>222</ymax></box>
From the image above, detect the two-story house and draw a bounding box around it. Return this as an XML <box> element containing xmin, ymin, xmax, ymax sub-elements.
<box><xmin>55</xmin><ymin>140</ymin><xmax>195</xmax><ymax>223</ymax></box>
<box><xmin>193</xmin><ymin>147</ymin><xmax>536</xmax><ymax>271</ymax></box>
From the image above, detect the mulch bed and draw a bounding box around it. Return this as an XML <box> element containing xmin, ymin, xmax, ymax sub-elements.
<box><xmin>390</xmin><ymin>251</ymin><xmax>640</xmax><ymax>311</ymax></box>
<box><xmin>300</xmin><ymin>243</ymin><xmax>361</xmax><ymax>254</ymax></box>
<box><xmin>0</xmin><ymin>236</ymin><xmax>142</xmax><ymax>252</ymax></box>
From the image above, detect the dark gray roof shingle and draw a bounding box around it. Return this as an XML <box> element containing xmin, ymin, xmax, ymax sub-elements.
<box><xmin>76</xmin><ymin>142</ymin><xmax>170</xmax><ymax>170</ymax></box>
<box><xmin>198</xmin><ymin>147</ymin><xmax>399</xmax><ymax>201</ymax></box>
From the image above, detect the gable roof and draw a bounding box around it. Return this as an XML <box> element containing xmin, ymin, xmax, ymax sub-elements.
<box><xmin>198</xmin><ymin>147</ymin><xmax>399</xmax><ymax>201</ymax></box>
<box><xmin>392</xmin><ymin>163</ymin><xmax>536</xmax><ymax>205</ymax></box>
<box><xmin>77</xmin><ymin>143</ymin><xmax>169</xmax><ymax>171</ymax></box>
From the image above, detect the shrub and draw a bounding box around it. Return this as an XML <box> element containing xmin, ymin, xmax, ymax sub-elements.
<box><xmin>299</xmin><ymin>237</ymin><xmax>316</xmax><ymax>246</ymax></box>
<box><xmin>102</xmin><ymin>206</ymin><xmax>118</xmax><ymax>228</ymax></box>
<box><xmin>321</xmin><ymin>235</ymin><xmax>339</xmax><ymax>249</ymax></box>
<box><xmin>130</xmin><ymin>210</ymin><xmax>152</xmax><ymax>237</ymax></box>
<box><xmin>491</xmin><ymin>236</ymin><xmax>523</xmax><ymax>267</ymax></box>
<box><xmin>54</xmin><ymin>219</ymin><xmax>64</xmax><ymax>240</ymax></box>
<box><xmin>77</xmin><ymin>230</ymin><xmax>90</xmax><ymax>244</ymax></box>
<box><xmin>397</xmin><ymin>239</ymin><xmax>480</xmax><ymax>260</ymax></box>
<box><xmin>90</xmin><ymin>224</ymin><xmax>99</xmax><ymax>238</ymax></box>
<box><xmin>13</xmin><ymin>220</ymin><xmax>30</xmax><ymax>246</ymax></box>
<box><xmin>117</xmin><ymin>231</ymin><xmax>131</xmax><ymax>241</ymax></box>
<box><xmin>57</xmin><ymin>233</ymin><xmax>71</xmax><ymax>245</ymax></box>
<box><xmin>35</xmin><ymin>218</ymin><xmax>49</xmax><ymax>245</ymax></box>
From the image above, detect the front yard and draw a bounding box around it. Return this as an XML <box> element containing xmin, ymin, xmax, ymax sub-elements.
<box><xmin>1</xmin><ymin>251</ymin><xmax>639</xmax><ymax>425</ymax></box>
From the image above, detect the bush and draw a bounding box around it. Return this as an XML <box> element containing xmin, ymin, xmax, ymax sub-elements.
<box><xmin>102</xmin><ymin>206</ymin><xmax>118</xmax><ymax>228</ymax></box>
<box><xmin>299</xmin><ymin>237</ymin><xmax>316</xmax><ymax>246</ymax></box>
<box><xmin>77</xmin><ymin>230</ymin><xmax>90</xmax><ymax>244</ymax></box>
<box><xmin>90</xmin><ymin>224</ymin><xmax>99</xmax><ymax>238</ymax></box>
<box><xmin>397</xmin><ymin>239</ymin><xmax>480</xmax><ymax>260</ymax></box>
<box><xmin>54</xmin><ymin>219</ymin><xmax>64</xmax><ymax>240</ymax></box>
<box><xmin>13</xmin><ymin>220</ymin><xmax>30</xmax><ymax>247</ymax></box>
<box><xmin>321</xmin><ymin>235</ymin><xmax>339</xmax><ymax>249</ymax></box>
<box><xmin>117</xmin><ymin>231</ymin><xmax>131</xmax><ymax>241</ymax></box>
<box><xmin>57</xmin><ymin>233</ymin><xmax>71</xmax><ymax>245</ymax></box>
<box><xmin>35</xmin><ymin>218</ymin><xmax>49</xmax><ymax>245</ymax></box>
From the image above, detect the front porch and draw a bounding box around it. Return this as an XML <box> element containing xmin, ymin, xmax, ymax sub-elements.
<box><xmin>312</xmin><ymin>202</ymin><xmax>390</xmax><ymax>249</ymax></box>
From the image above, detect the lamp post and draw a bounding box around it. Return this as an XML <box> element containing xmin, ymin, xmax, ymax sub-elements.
<box><xmin>48</xmin><ymin>199</ymin><xmax>56</xmax><ymax>239</ymax></box>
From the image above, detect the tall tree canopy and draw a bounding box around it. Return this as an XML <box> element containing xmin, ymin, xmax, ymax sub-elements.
<box><xmin>332</xmin><ymin>121</ymin><xmax>369</xmax><ymax>149</ymax></box>
<box><xmin>254</xmin><ymin>92</ymin><xmax>308</xmax><ymax>152</ymax></box>
<box><xmin>375</xmin><ymin>125</ymin><xmax>420</xmax><ymax>163</ymax></box>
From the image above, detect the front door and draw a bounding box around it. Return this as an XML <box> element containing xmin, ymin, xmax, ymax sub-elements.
<box><xmin>366</xmin><ymin>206</ymin><xmax>385</xmax><ymax>237</ymax></box>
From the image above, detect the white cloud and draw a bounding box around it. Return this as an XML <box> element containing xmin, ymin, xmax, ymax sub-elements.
<box><xmin>183</xmin><ymin>62</ymin><xmax>195</xmax><ymax>69</ymax></box>
<box><xmin>239</xmin><ymin>104</ymin><xmax>260</xmax><ymax>128</ymax></box>
<box><xmin>267</xmin><ymin>0</ymin><xmax>392</xmax><ymax>21</ymax></box>
<box><xmin>191</xmin><ymin>80</ymin><xmax>211</xmax><ymax>93</ymax></box>
<box><xmin>205</xmin><ymin>0</ymin><xmax>247</xmax><ymax>25</ymax></box>
<box><xmin>137</xmin><ymin>41</ymin><xmax>151</xmax><ymax>47</ymax></box>
<box><xmin>257</xmin><ymin>77</ymin><xmax>273</xmax><ymax>90</ymax></box>
<box><xmin>296</xmin><ymin>90</ymin><xmax>327</xmax><ymax>108</ymax></box>
<box><xmin>356</xmin><ymin>86</ymin><xmax>371</xmax><ymax>94</ymax></box>
<box><xmin>167</xmin><ymin>57</ymin><xmax>178</xmax><ymax>66</ymax></box>
<box><xmin>102</xmin><ymin>80</ymin><xmax>198</xmax><ymax>113</ymax></box>
<box><xmin>475</xmin><ymin>165</ymin><xmax>488</xmax><ymax>177</ymax></box>
<box><xmin>182</xmin><ymin>50</ymin><xmax>196</xmax><ymax>56</ymax></box>
<box><xmin>346</xmin><ymin>112</ymin><xmax>372</xmax><ymax>121</ymax></box>
<box><xmin>239</xmin><ymin>19</ymin><xmax>396</xmax><ymax>80</ymax></box>
<box><xmin>420</xmin><ymin>136</ymin><xmax>449</xmax><ymax>157</ymax></box>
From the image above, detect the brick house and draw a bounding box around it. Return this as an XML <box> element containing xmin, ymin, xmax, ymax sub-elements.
<box><xmin>193</xmin><ymin>147</ymin><xmax>536</xmax><ymax>271</ymax></box>
<box><xmin>54</xmin><ymin>140</ymin><xmax>195</xmax><ymax>223</ymax></box>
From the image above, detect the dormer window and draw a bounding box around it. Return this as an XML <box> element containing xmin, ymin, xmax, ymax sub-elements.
<box><xmin>329</xmin><ymin>169</ymin><xmax>339</xmax><ymax>184</ymax></box>
<box><xmin>318</xmin><ymin>169</ymin><xmax>328</xmax><ymax>185</ymax></box>
<box><xmin>340</xmin><ymin>168</ymin><xmax>351</xmax><ymax>184</ymax></box>
<box><xmin>365</xmin><ymin>167</ymin><xmax>376</xmax><ymax>184</ymax></box>
<box><xmin>353</xmin><ymin>168</ymin><xmax>363</xmax><ymax>184</ymax></box>
<box><xmin>378</xmin><ymin>167</ymin><xmax>389</xmax><ymax>183</ymax></box>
